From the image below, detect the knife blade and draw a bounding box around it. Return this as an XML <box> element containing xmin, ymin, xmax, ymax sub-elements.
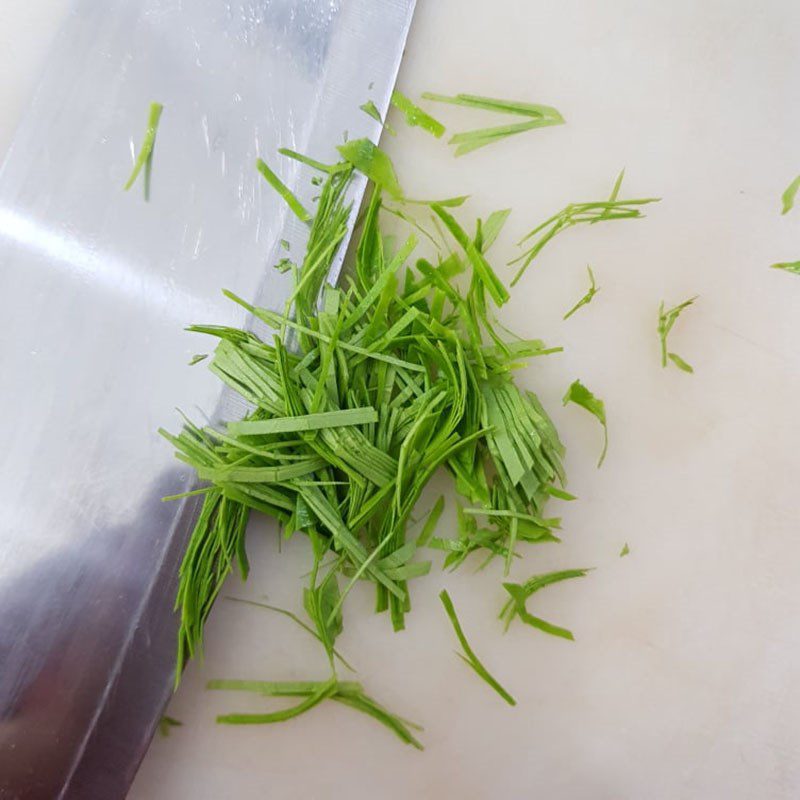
<box><xmin>0</xmin><ymin>1</ymin><xmax>415</xmax><ymax>797</ymax></box>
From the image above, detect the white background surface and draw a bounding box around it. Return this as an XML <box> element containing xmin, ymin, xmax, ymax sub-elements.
<box><xmin>4</xmin><ymin>1</ymin><xmax>800</xmax><ymax>798</ymax></box>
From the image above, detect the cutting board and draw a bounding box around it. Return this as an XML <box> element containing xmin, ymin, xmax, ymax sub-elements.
<box><xmin>4</xmin><ymin>1</ymin><xmax>800</xmax><ymax>798</ymax></box>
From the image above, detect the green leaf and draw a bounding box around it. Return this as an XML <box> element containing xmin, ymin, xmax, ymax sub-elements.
<box><xmin>337</xmin><ymin>138</ymin><xmax>402</xmax><ymax>198</ymax></box>
<box><xmin>782</xmin><ymin>175</ymin><xmax>800</xmax><ymax>214</ymax></box>
<box><xmin>771</xmin><ymin>261</ymin><xmax>800</xmax><ymax>275</ymax></box>
<box><xmin>620</xmin><ymin>543</ymin><xmax>630</xmax><ymax>557</ymax></box>
<box><xmin>390</xmin><ymin>90</ymin><xmax>446</xmax><ymax>138</ymax></box>
<box><xmin>158</xmin><ymin>715</ymin><xmax>182</xmax><ymax>737</ymax></box>
<box><xmin>563</xmin><ymin>266</ymin><xmax>599</xmax><ymax>320</ymax></box>
<box><xmin>439</xmin><ymin>590</ymin><xmax>516</xmax><ymax>706</ymax></box>
<box><xmin>658</xmin><ymin>296</ymin><xmax>697</xmax><ymax>371</ymax></box>
<box><xmin>562</xmin><ymin>379</ymin><xmax>607</xmax><ymax>467</ymax></box>
<box><xmin>256</xmin><ymin>157</ymin><xmax>311</xmax><ymax>222</ymax></box>
<box><xmin>123</xmin><ymin>101</ymin><xmax>163</xmax><ymax>200</ymax></box>
<box><xmin>228</xmin><ymin>407</ymin><xmax>378</xmax><ymax>435</ymax></box>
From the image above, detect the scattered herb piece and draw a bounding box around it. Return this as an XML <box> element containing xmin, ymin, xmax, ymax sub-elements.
<box><xmin>499</xmin><ymin>568</ymin><xmax>589</xmax><ymax>639</ymax></box>
<box><xmin>124</xmin><ymin>101</ymin><xmax>163</xmax><ymax>200</ymax></box>
<box><xmin>510</xmin><ymin>172</ymin><xmax>659</xmax><ymax>285</ymax></box>
<box><xmin>658</xmin><ymin>296</ymin><xmax>697</xmax><ymax>372</ymax></box>
<box><xmin>360</xmin><ymin>99</ymin><xmax>396</xmax><ymax>136</ymax></box>
<box><xmin>274</xmin><ymin>257</ymin><xmax>294</xmax><ymax>273</ymax></box>
<box><xmin>188</xmin><ymin>354</ymin><xmax>207</xmax><ymax>366</ymax></box>
<box><xmin>390</xmin><ymin>90</ymin><xmax>446</xmax><ymax>138</ymax></box>
<box><xmin>256</xmin><ymin>157</ymin><xmax>311</xmax><ymax>222</ymax></box>
<box><xmin>620</xmin><ymin>543</ymin><xmax>630</xmax><ymax>557</ymax></box>
<box><xmin>771</xmin><ymin>261</ymin><xmax>800</xmax><ymax>275</ymax></box>
<box><xmin>208</xmin><ymin>678</ymin><xmax>422</xmax><ymax>748</ymax></box>
<box><xmin>782</xmin><ymin>175</ymin><xmax>800</xmax><ymax>215</ymax></box>
<box><xmin>280</xmin><ymin>239</ymin><xmax>290</xmax><ymax>251</ymax></box>
<box><xmin>338</xmin><ymin>138</ymin><xmax>402</xmax><ymax>198</ymax></box>
<box><xmin>158</xmin><ymin>715</ymin><xmax>183</xmax><ymax>737</ymax></box>
<box><xmin>562</xmin><ymin>379</ymin><xmax>608</xmax><ymax>467</ymax></box>
<box><xmin>563</xmin><ymin>266</ymin><xmax>599</xmax><ymax>320</ymax></box>
<box><xmin>439</xmin><ymin>590</ymin><xmax>516</xmax><ymax>706</ymax></box>
<box><xmin>421</xmin><ymin>92</ymin><xmax>563</xmax><ymax>156</ymax></box>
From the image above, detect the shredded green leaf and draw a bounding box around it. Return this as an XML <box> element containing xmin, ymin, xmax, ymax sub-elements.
<box><xmin>338</xmin><ymin>138</ymin><xmax>402</xmax><ymax>198</ymax></box>
<box><xmin>124</xmin><ymin>101</ymin><xmax>163</xmax><ymax>200</ymax></box>
<box><xmin>158</xmin><ymin>715</ymin><xmax>183</xmax><ymax>737</ymax></box>
<box><xmin>188</xmin><ymin>353</ymin><xmax>207</xmax><ymax>366</ymax></box>
<box><xmin>421</xmin><ymin>92</ymin><xmax>564</xmax><ymax>156</ymax></box>
<box><xmin>658</xmin><ymin>296</ymin><xmax>697</xmax><ymax>372</ymax></box>
<box><xmin>510</xmin><ymin>172</ymin><xmax>659</xmax><ymax>285</ymax></box>
<box><xmin>562</xmin><ymin>379</ymin><xmax>608</xmax><ymax>467</ymax></box>
<box><xmin>390</xmin><ymin>90</ymin><xmax>446</xmax><ymax>138</ymax></box>
<box><xmin>256</xmin><ymin>157</ymin><xmax>311</xmax><ymax>222</ymax></box>
<box><xmin>499</xmin><ymin>568</ymin><xmax>589</xmax><ymax>639</ymax></box>
<box><xmin>563</xmin><ymin>266</ymin><xmax>599</xmax><ymax>320</ymax></box>
<box><xmin>771</xmin><ymin>261</ymin><xmax>800</xmax><ymax>275</ymax></box>
<box><xmin>782</xmin><ymin>175</ymin><xmax>800</xmax><ymax>215</ymax></box>
<box><xmin>620</xmin><ymin>543</ymin><xmax>630</xmax><ymax>557</ymax></box>
<box><xmin>439</xmin><ymin>589</ymin><xmax>516</xmax><ymax>705</ymax></box>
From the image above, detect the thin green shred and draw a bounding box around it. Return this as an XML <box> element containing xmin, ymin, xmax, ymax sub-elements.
<box><xmin>338</xmin><ymin>138</ymin><xmax>402</xmax><ymax>198</ymax></box>
<box><xmin>499</xmin><ymin>568</ymin><xmax>589</xmax><ymax>640</ymax></box>
<box><xmin>390</xmin><ymin>90</ymin><xmax>446</xmax><ymax>138</ymax></box>
<box><xmin>439</xmin><ymin>590</ymin><xmax>516</xmax><ymax>705</ymax></box>
<box><xmin>188</xmin><ymin>353</ymin><xmax>208</xmax><ymax>366</ymax></box>
<box><xmin>658</xmin><ymin>296</ymin><xmax>697</xmax><ymax>372</ymax></box>
<box><xmin>620</xmin><ymin>543</ymin><xmax>630</xmax><ymax>557</ymax></box>
<box><xmin>256</xmin><ymin>157</ymin><xmax>311</xmax><ymax>222</ymax></box>
<box><xmin>771</xmin><ymin>261</ymin><xmax>800</xmax><ymax>275</ymax></box>
<box><xmin>421</xmin><ymin>92</ymin><xmax>564</xmax><ymax>156</ymax></box>
<box><xmin>158</xmin><ymin>715</ymin><xmax>183</xmax><ymax>737</ymax></box>
<box><xmin>510</xmin><ymin>172</ymin><xmax>659</xmax><ymax>285</ymax></box>
<box><xmin>782</xmin><ymin>175</ymin><xmax>800</xmax><ymax>215</ymax></box>
<box><xmin>124</xmin><ymin>101</ymin><xmax>163</xmax><ymax>200</ymax></box>
<box><xmin>563</xmin><ymin>266</ymin><xmax>599</xmax><ymax>320</ymax></box>
<box><xmin>562</xmin><ymin>379</ymin><xmax>608</xmax><ymax>467</ymax></box>
<box><xmin>360</xmin><ymin>99</ymin><xmax>396</xmax><ymax>136</ymax></box>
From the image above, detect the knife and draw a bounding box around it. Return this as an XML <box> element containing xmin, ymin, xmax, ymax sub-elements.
<box><xmin>0</xmin><ymin>0</ymin><xmax>415</xmax><ymax>796</ymax></box>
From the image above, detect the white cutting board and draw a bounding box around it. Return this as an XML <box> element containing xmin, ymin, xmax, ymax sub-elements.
<box><xmin>4</xmin><ymin>1</ymin><xmax>800</xmax><ymax>798</ymax></box>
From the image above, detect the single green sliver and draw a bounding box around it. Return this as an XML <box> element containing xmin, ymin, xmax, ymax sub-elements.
<box><xmin>658</xmin><ymin>296</ymin><xmax>697</xmax><ymax>372</ymax></box>
<box><xmin>390</xmin><ymin>90</ymin><xmax>446</xmax><ymax>138</ymax></box>
<box><xmin>123</xmin><ymin>101</ymin><xmax>163</xmax><ymax>199</ymax></box>
<box><xmin>338</xmin><ymin>138</ymin><xmax>402</xmax><ymax>198</ymax></box>
<box><xmin>562</xmin><ymin>379</ymin><xmax>607</xmax><ymax>467</ymax></box>
<box><xmin>256</xmin><ymin>157</ymin><xmax>311</xmax><ymax>222</ymax></box>
<box><xmin>188</xmin><ymin>354</ymin><xmax>207</xmax><ymax>366</ymax></box>
<box><xmin>620</xmin><ymin>543</ymin><xmax>630</xmax><ymax>557</ymax></box>
<box><xmin>228</xmin><ymin>407</ymin><xmax>378</xmax><ymax>436</ymax></box>
<box><xmin>563</xmin><ymin>266</ymin><xmax>599</xmax><ymax>320</ymax></box>
<box><xmin>439</xmin><ymin>589</ymin><xmax>516</xmax><ymax>706</ymax></box>
<box><xmin>781</xmin><ymin>174</ymin><xmax>800</xmax><ymax>214</ymax></box>
<box><xmin>771</xmin><ymin>261</ymin><xmax>800</xmax><ymax>275</ymax></box>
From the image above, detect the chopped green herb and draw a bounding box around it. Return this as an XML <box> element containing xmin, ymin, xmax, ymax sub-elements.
<box><xmin>188</xmin><ymin>353</ymin><xmax>207</xmax><ymax>366</ymax></box>
<box><xmin>338</xmin><ymin>138</ymin><xmax>402</xmax><ymax>198</ymax></box>
<box><xmin>208</xmin><ymin>677</ymin><xmax>422</xmax><ymax>748</ymax></box>
<box><xmin>280</xmin><ymin>239</ymin><xmax>290</xmax><ymax>251</ymax></box>
<box><xmin>390</xmin><ymin>90</ymin><xmax>446</xmax><ymax>138</ymax></box>
<box><xmin>620</xmin><ymin>543</ymin><xmax>630</xmax><ymax>557</ymax></box>
<box><xmin>782</xmin><ymin>175</ymin><xmax>800</xmax><ymax>215</ymax></box>
<box><xmin>439</xmin><ymin>590</ymin><xmax>516</xmax><ymax>705</ymax></box>
<box><xmin>771</xmin><ymin>261</ymin><xmax>800</xmax><ymax>275</ymax></box>
<box><xmin>157</xmin><ymin>715</ymin><xmax>183</xmax><ymax>737</ymax></box>
<box><xmin>360</xmin><ymin>99</ymin><xmax>396</xmax><ymax>136</ymax></box>
<box><xmin>256</xmin><ymin>157</ymin><xmax>311</xmax><ymax>222</ymax></box>
<box><xmin>563</xmin><ymin>266</ymin><xmax>599</xmax><ymax>320</ymax></box>
<box><xmin>421</xmin><ymin>92</ymin><xmax>564</xmax><ymax>156</ymax></box>
<box><xmin>274</xmin><ymin>257</ymin><xmax>294</xmax><ymax>273</ymax></box>
<box><xmin>658</xmin><ymin>296</ymin><xmax>697</xmax><ymax>372</ymax></box>
<box><xmin>562</xmin><ymin>379</ymin><xmax>608</xmax><ymax>467</ymax></box>
<box><xmin>510</xmin><ymin>172</ymin><xmax>659</xmax><ymax>285</ymax></box>
<box><xmin>124</xmin><ymin>101</ymin><xmax>163</xmax><ymax>200</ymax></box>
<box><xmin>499</xmin><ymin>568</ymin><xmax>589</xmax><ymax>639</ymax></box>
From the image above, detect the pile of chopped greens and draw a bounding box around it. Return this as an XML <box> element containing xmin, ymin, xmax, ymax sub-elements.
<box><xmin>161</xmin><ymin>91</ymin><xmax>659</xmax><ymax>747</ymax></box>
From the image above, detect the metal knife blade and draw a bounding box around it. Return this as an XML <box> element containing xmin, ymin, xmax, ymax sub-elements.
<box><xmin>0</xmin><ymin>1</ymin><xmax>415</xmax><ymax>797</ymax></box>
